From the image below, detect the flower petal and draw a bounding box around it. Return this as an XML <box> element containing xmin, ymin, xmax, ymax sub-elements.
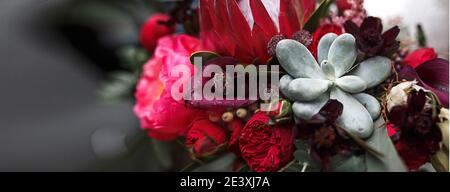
<box><xmin>276</xmin><ymin>39</ymin><xmax>325</xmax><ymax>79</ymax></box>
<box><xmin>280</xmin><ymin>75</ymin><xmax>294</xmax><ymax>100</ymax></box>
<box><xmin>361</xmin><ymin>17</ymin><xmax>383</xmax><ymax>34</ymax></box>
<box><xmin>399</xmin><ymin>59</ymin><xmax>449</xmax><ymax>107</ymax></box>
<box><xmin>330</xmin><ymin>87</ymin><xmax>374</xmax><ymax>139</ymax></box>
<box><xmin>335</xmin><ymin>75</ymin><xmax>367</xmax><ymax>93</ymax></box>
<box><xmin>353</xmin><ymin>93</ymin><xmax>381</xmax><ymax>120</ymax></box>
<box><xmin>288</xmin><ymin>78</ymin><xmax>332</xmax><ymax>101</ymax></box>
<box><xmin>349</xmin><ymin>56</ymin><xmax>392</xmax><ymax>88</ymax></box>
<box><xmin>382</xmin><ymin>26</ymin><xmax>400</xmax><ymax>45</ymax></box>
<box><xmin>318</xmin><ymin>33</ymin><xmax>338</xmax><ymax>64</ymax></box>
<box><xmin>293</xmin><ymin>93</ymin><xmax>330</xmax><ymax>120</ymax></box>
<box><xmin>321</xmin><ymin>60</ymin><xmax>336</xmax><ymax>80</ymax></box>
<box><xmin>328</xmin><ymin>33</ymin><xmax>358</xmax><ymax>77</ymax></box>
<box><xmin>415</xmin><ymin>59</ymin><xmax>449</xmax><ymax>107</ymax></box>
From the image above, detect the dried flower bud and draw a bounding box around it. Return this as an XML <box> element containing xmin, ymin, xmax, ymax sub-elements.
<box><xmin>236</xmin><ymin>108</ymin><xmax>248</xmax><ymax>119</ymax></box>
<box><xmin>222</xmin><ymin>112</ymin><xmax>234</xmax><ymax>123</ymax></box>
<box><xmin>267</xmin><ymin>34</ymin><xmax>287</xmax><ymax>56</ymax></box>
<box><xmin>387</xmin><ymin>81</ymin><xmax>425</xmax><ymax>112</ymax></box>
<box><xmin>292</xmin><ymin>30</ymin><xmax>312</xmax><ymax>47</ymax></box>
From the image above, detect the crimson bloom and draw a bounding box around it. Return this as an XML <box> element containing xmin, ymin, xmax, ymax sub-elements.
<box><xmin>344</xmin><ymin>16</ymin><xmax>400</xmax><ymax>57</ymax></box>
<box><xmin>199</xmin><ymin>0</ymin><xmax>316</xmax><ymax>63</ymax></box>
<box><xmin>239</xmin><ymin>112</ymin><xmax>295</xmax><ymax>172</ymax></box>
<box><xmin>140</xmin><ymin>14</ymin><xmax>176</xmax><ymax>52</ymax></box>
<box><xmin>403</xmin><ymin>48</ymin><xmax>438</xmax><ymax>68</ymax></box>
<box><xmin>186</xmin><ymin>119</ymin><xmax>227</xmax><ymax>159</ymax></box>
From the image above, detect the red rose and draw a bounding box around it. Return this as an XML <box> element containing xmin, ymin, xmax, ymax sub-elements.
<box><xmin>140</xmin><ymin>14</ymin><xmax>175</xmax><ymax>52</ymax></box>
<box><xmin>239</xmin><ymin>112</ymin><xmax>295</xmax><ymax>172</ymax></box>
<box><xmin>404</xmin><ymin>48</ymin><xmax>438</xmax><ymax>68</ymax></box>
<box><xmin>185</xmin><ymin>119</ymin><xmax>227</xmax><ymax>159</ymax></box>
<box><xmin>336</xmin><ymin>0</ymin><xmax>352</xmax><ymax>13</ymax></box>
<box><xmin>227</xmin><ymin>119</ymin><xmax>245</xmax><ymax>156</ymax></box>
<box><xmin>308</xmin><ymin>24</ymin><xmax>344</xmax><ymax>58</ymax></box>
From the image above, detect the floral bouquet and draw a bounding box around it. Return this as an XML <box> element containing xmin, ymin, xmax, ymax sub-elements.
<box><xmin>118</xmin><ymin>0</ymin><xmax>449</xmax><ymax>172</ymax></box>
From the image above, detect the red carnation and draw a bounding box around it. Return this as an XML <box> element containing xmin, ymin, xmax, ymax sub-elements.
<box><xmin>140</xmin><ymin>14</ymin><xmax>176</xmax><ymax>52</ymax></box>
<box><xmin>227</xmin><ymin>119</ymin><xmax>245</xmax><ymax>156</ymax></box>
<box><xmin>239</xmin><ymin>112</ymin><xmax>295</xmax><ymax>172</ymax></box>
<box><xmin>404</xmin><ymin>48</ymin><xmax>438</xmax><ymax>68</ymax></box>
<box><xmin>308</xmin><ymin>24</ymin><xmax>344</xmax><ymax>58</ymax></box>
<box><xmin>185</xmin><ymin>119</ymin><xmax>227</xmax><ymax>159</ymax></box>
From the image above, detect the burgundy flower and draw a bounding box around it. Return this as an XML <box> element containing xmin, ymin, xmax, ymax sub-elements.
<box><xmin>388</xmin><ymin>90</ymin><xmax>442</xmax><ymax>170</ymax></box>
<box><xmin>185</xmin><ymin>119</ymin><xmax>227</xmax><ymax>159</ymax></box>
<box><xmin>239</xmin><ymin>112</ymin><xmax>295</xmax><ymax>172</ymax></box>
<box><xmin>399</xmin><ymin>59</ymin><xmax>449</xmax><ymax>107</ymax></box>
<box><xmin>344</xmin><ymin>16</ymin><xmax>400</xmax><ymax>57</ymax></box>
<box><xmin>297</xmin><ymin>100</ymin><xmax>362</xmax><ymax>170</ymax></box>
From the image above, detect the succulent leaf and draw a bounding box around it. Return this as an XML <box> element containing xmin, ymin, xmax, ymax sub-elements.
<box><xmin>330</xmin><ymin>87</ymin><xmax>374</xmax><ymax>139</ymax></box>
<box><xmin>280</xmin><ymin>74</ymin><xmax>295</xmax><ymax>100</ymax></box>
<box><xmin>353</xmin><ymin>93</ymin><xmax>381</xmax><ymax>120</ymax></box>
<box><xmin>276</xmin><ymin>39</ymin><xmax>326</xmax><ymax>79</ymax></box>
<box><xmin>292</xmin><ymin>93</ymin><xmax>330</xmax><ymax>120</ymax></box>
<box><xmin>318</xmin><ymin>33</ymin><xmax>338</xmax><ymax>64</ymax></box>
<box><xmin>335</xmin><ymin>76</ymin><xmax>367</xmax><ymax>93</ymax></box>
<box><xmin>328</xmin><ymin>33</ymin><xmax>358</xmax><ymax>77</ymax></box>
<box><xmin>288</xmin><ymin>78</ymin><xmax>332</xmax><ymax>101</ymax></box>
<box><xmin>350</xmin><ymin>56</ymin><xmax>392</xmax><ymax>88</ymax></box>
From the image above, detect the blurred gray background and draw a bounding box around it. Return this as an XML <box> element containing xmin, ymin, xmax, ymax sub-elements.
<box><xmin>0</xmin><ymin>0</ymin><xmax>448</xmax><ymax>171</ymax></box>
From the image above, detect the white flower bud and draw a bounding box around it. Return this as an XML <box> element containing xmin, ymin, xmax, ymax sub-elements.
<box><xmin>387</xmin><ymin>81</ymin><xmax>425</xmax><ymax>112</ymax></box>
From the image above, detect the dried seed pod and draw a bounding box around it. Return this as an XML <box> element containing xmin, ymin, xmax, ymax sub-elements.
<box><xmin>236</xmin><ymin>108</ymin><xmax>248</xmax><ymax>119</ymax></box>
<box><xmin>222</xmin><ymin>112</ymin><xmax>234</xmax><ymax>123</ymax></box>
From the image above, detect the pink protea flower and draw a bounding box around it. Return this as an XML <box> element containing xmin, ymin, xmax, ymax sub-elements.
<box><xmin>199</xmin><ymin>0</ymin><xmax>316</xmax><ymax>63</ymax></box>
<box><xmin>134</xmin><ymin>34</ymin><xmax>205</xmax><ymax>141</ymax></box>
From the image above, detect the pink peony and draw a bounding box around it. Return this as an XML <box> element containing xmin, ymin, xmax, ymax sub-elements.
<box><xmin>134</xmin><ymin>34</ymin><xmax>205</xmax><ymax>141</ymax></box>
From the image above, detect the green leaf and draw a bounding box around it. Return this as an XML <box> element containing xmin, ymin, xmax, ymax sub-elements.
<box><xmin>98</xmin><ymin>72</ymin><xmax>137</xmax><ymax>102</ymax></box>
<box><xmin>303</xmin><ymin>0</ymin><xmax>333</xmax><ymax>32</ymax></box>
<box><xmin>331</xmin><ymin>155</ymin><xmax>366</xmax><ymax>172</ymax></box>
<box><xmin>117</xmin><ymin>46</ymin><xmax>150</xmax><ymax>71</ymax></box>
<box><xmin>416</xmin><ymin>24</ymin><xmax>427</xmax><ymax>48</ymax></box>
<box><xmin>151</xmin><ymin>139</ymin><xmax>173</xmax><ymax>169</ymax></box>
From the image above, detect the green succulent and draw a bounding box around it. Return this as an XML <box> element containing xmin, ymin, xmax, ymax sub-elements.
<box><xmin>277</xmin><ymin>33</ymin><xmax>392</xmax><ymax>139</ymax></box>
